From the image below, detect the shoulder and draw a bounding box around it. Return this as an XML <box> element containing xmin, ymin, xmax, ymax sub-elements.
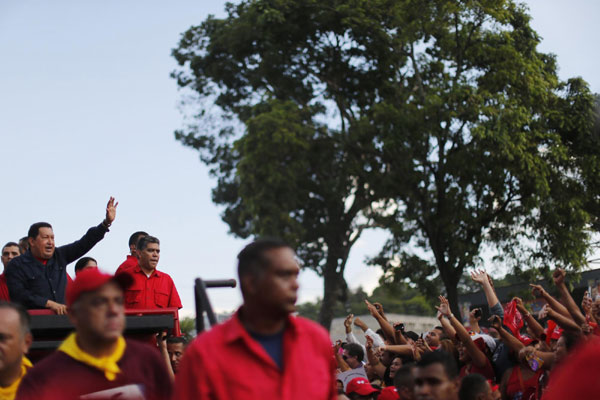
<box><xmin>23</xmin><ymin>351</ymin><xmax>72</xmax><ymax>381</ymax></box>
<box><xmin>291</xmin><ymin>315</ymin><xmax>330</xmax><ymax>342</ymax></box>
<box><xmin>187</xmin><ymin>317</ymin><xmax>234</xmax><ymax>354</ymax></box>
<box><xmin>124</xmin><ymin>339</ymin><xmax>162</xmax><ymax>361</ymax></box>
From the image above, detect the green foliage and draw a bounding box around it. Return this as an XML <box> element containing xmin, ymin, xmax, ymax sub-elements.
<box><xmin>179</xmin><ymin>316</ymin><xmax>196</xmax><ymax>342</ymax></box>
<box><xmin>173</xmin><ymin>0</ymin><xmax>599</xmax><ymax>322</ymax></box>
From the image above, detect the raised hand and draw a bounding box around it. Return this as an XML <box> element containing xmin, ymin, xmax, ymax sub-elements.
<box><xmin>105</xmin><ymin>196</ymin><xmax>118</xmax><ymax>225</ymax></box>
<box><xmin>552</xmin><ymin>268</ymin><xmax>566</xmax><ymax>286</ymax></box>
<box><xmin>373</xmin><ymin>302</ymin><xmax>385</xmax><ymax>317</ymax></box>
<box><xmin>344</xmin><ymin>314</ymin><xmax>354</xmax><ymax>329</ymax></box>
<box><xmin>365</xmin><ymin>300</ymin><xmax>379</xmax><ymax>317</ymax></box>
<box><xmin>354</xmin><ymin>317</ymin><xmax>368</xmax><ymax>331</ymax></box>
<box><xmin>365</xmin><ymin>334</ymin><xmax>374</xmax><ymax>351</ymax></box>
<box><xmin>530</xmin><ymin>284</ymin><xmax>546</xmax><ymax>298</ymax></box>
<box><xmin>470</xmin><ymin>269</ymin><xmax>488</xmax><ymax>285</ymax></box>
<box><xmin>436</xmin><ymin>295</ymin><xmax>451</xmax><ymax>317</ymax></box>
<box><xmin>488</xmin><ymin>314</ymin><xmax>502</xmax><ymax>330</ymax></box>
<box><xmin>582</xmin><ymin>292</ymin><xmax>592</xmax><ymax>315</ymax></box>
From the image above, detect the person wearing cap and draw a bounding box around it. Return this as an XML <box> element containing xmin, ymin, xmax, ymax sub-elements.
<box><xmin>436</xmin><ymin>296</ymin><xmax>495</xmax><ymax>381</ymax></box>
<box><xmin>1</xmin><ymin>242</ymin><xmax>21</xmax><ymax>301</ymax></box>
<box><xmin>15</xmin><ymin>268</ymin><xmax>172</xmax><ymax>400</ymax></box>
<box><xmin>377</xmin><ymin>386</ymin><xmax>399</xmax><ymax>400</ymax></box>
<box><xmin>0</xmin><ymin>301</ymin><xmax>33</xmax><ymax>400</ymax></box>
<box><xmin>115</xmin><ymin>231</ymin><xmax>148</xmax><ymax>275</ymax></box>
<box><xmin>174</xmin><ymin>238</ymin><xmax>337</xmax><ymax>400</ymax></box>
<box><xmin>6</xmin><ymin>197</ymin><xmax>118</xmax><ymax>314</ymax></box>
<box><xmin>120</xmin><ymin>235</ymin><xmax>182</xmax><ymax>310</ymax></box>
<box><xmin>345</xmin><ymin>377</ymin><xmax>379</xmax><ymax>400</ymax></box>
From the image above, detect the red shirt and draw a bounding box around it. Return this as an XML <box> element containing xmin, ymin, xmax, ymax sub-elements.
<box><xmin>174</xmin><ymin>310</ymin><xmax>337</xmax><ymax>400</ymax></box>
<box><xmin>115</xmin><ymin>255</ymin><xmax>138</xmax><ymax>275</ymax></box>
<box><xmin>460</xmin><ymin>357</ymin><xmax>495</xmax><ymax>382</ymax></box>
<box><xmin>0</xmin><ymin>274</ymin><xmax>9</xmax><ymax>301</ymax></box>
<box><xmin>123</xmin><ymin>266</ymin><xmax>182</xmax><ymax>309</ymax></box>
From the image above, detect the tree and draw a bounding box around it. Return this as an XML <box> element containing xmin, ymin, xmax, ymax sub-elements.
<box><xmin>172</xmin><ymin>0</ymin><xmax>598</xmax><ymax>321</ymax></box>
<box><xmin>367</xmin><ymin>1</ymin><xmax>598</xmax><ymax>315</ymax></box>
<box><xmin>172</xmin><ymin>0</ymin><xmax>392</xmax><ymax>330</ymax></box>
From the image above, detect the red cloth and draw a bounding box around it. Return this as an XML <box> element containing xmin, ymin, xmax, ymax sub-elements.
<box><xmin>115</xmin><ymin>255</ymin><xmax>138</xmax><ymax>275</ymax></box>
<box><xmin>505</xmin><ymin>366</ymin><xmax>542</xmax><ymax>400</ymax></box>
<box><xmin>122</xmin><ymin>266</ymin><xmax>182</xmax><ymax>309</ymax></box>
<box><xmin>542</xmin><ymin>337</ymin><xmax>600</xmax><ymax>400</ymax></box>
<box><xmin>0</xmin><ymin>273</ymin><xmax>9</xmax><ymax>301</ymax></box>
<box><xmin>460</xmin><ymin>357</ymin><xmax>496</xmax><ymax>382</ymax></box>
<box><xmin>504</xmin><ymin>299</ymin><xmax>527</xmax><ymax>343</ymax></box>
<box><xmin>174</xmin><ymin>310</ymin><xmax>338</xmax><ymax>400</ymax></box>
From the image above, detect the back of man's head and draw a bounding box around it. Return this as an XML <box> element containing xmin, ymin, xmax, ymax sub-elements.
<box><xmin>237</xmin><ymin>238</ymin><xmax>290</xmax><ymax>290</ymax></box>
<box><xmin>136</xmin><ymin>235</ymin><xmax>159</xmax><ymax>252</ymax></box>
<box><xmin>416</xmin><ymin>350</ymin><xmax>458</xmax><ymax>379</ymax></box>
<box><xmin>458</xmin><ymin>374</ymin><xmax>491</xmax><ymax>400</ymax></box>
<box><xmin>394</xmin><ymin>363</ymin><xmax>416</xmax><ymax>399</ymax></box>
<box><xmin>129</xmin><ymin>231</ymin><xmax>148</xmax><ymax>249</ymax></box>
<box><xmin>0</xmin><ymin>301</ymin><xmax>31</xmax><ymax>337</ymax></box>
<box><xmin>28</xmin><ymin>222</ymin><xmax>52</xmax><ymax>239</ymax></box>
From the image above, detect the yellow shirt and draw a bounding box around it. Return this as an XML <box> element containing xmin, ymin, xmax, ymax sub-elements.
<box><xmin>58</xmin><ymin>333</ymin><xmax>126</xmax><ymax>381</ymax></box>
<box><xmin>0</xmin><ymin>357</ymin><xmax>32</xmax><ymax>400</ymax></box>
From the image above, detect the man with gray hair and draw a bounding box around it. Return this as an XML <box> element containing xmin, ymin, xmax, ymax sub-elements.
<box><xmin>120</xmin><ymin>235</ymin><xmax>182</xmax><ymax>310</ymax></box>
<box><xmin>0</xmin><ymin>301</ymin><xmax>33</xmax><ymax>399</ymax></box>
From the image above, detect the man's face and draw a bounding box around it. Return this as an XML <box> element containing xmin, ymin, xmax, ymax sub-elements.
<box><xmin>248</xmin><ymin>247</ymin><xmax>299</xmax><ymax>316</ymax></box>
<box><xmin>1</xmin><ymin>245</ymin><xmax>20</xmax><ymax>267</ymax></box>
<box><xmin>343</xmin><ymin>348</ymin><xmax>361</xmax><ymax>369</ymax></box>
<box><xmin>138</xmin><ymin>243</ymin><xmax>160</xmax><ymax>271</ymax></box>
<box><xmin>425</xmin><ymin>330</ymin><xmax>440</xmax><ymax>347</ymax></box>
<box><xmin>167</xmin><ymin>342</ymin><xmax>184</xmax><ymax>373</ymax></box>
<box><xmin>0</xmin><ymin>308</ymin><xmax>31</xmax><ymax>374</ymax></box>
<box><xmin>69</xmin><ymin>282</ymin><xmax>125</xmax><ymax>343</ymax></box>
<box><xmin>457</xmin><ymin>341</ymin><xmax>470</xmax><ymax>363</ymax></box>
<box><xmin>29</xmin><ymin>227</ymin><xmax>55</xmax><ymax>260</ymax></box>
<box><xmin>414</xmin><ymin>363</ymin><xmax>458</xmax><ymax>400</ymax></box>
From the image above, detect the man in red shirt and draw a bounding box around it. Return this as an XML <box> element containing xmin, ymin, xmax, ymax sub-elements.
<box><xmin>121</xmin><ymin>236</ymin><xmax>181</xmax><ymax>310</ymax></box>
<box><xmin>1</xmin><ymin>242</ymin><xmax>21</xmax><ymax>301</ymax></box>
<box><xmin>174</xmin><ymin>238</ymin><xmax>337</xmax><ymax>400</ymax></box>
<box><xmin>115</xmin><ymin>231</ymin><xmax>147</xmax><ymax>275</ymax></box>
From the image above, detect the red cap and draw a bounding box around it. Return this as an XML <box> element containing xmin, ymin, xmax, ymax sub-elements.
<box><xmin>377</xmin><ymin>386</ymin><xmax>400</xmax><ymax>400</ymax></box>
<box><xmin>346</xmin><ymin>377</ymin><xmax>379</xmax><ymax>396</ymax></box>
<box><xmin>67</xmin><ymin>268</ymin><xmax>133</xmax><ymax>306</ymax></box>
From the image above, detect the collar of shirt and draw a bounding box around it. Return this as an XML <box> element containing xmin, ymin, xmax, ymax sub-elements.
<box><xmin>132</xmin><ymin>265</ymin><xmax>161</xmax><ymax>278</ymax></box>
<box><xmin>224</xmin><ymin>308</ymin><xmax>299</xmax><ymax>344</ymax></box>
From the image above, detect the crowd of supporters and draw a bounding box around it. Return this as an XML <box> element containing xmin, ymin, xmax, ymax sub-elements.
<box><xmin>0</xmin><ymin>199</ymin><xmax>599</xmax><ymax>399</ymax></box>
<box><xmin>333</xmin><ymin>269</ymin><xmax>600</xmax><ymax>400</ymax></box>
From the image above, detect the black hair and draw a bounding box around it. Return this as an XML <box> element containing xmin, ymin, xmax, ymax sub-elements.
<box><xmin>394</xmin><ymin>363</ymin><xmax>416</xmax><ymax>391</ymax></box>
<box><xmin>137</xmin><ymin>235</ymin><xmax>160</xmax><ymax>252</ymax></box>
<box><xmin>416</xmin><ymin>350</ymin><xmax>458</xmax><ymax>379</ymax></box>
<box><xmin>27</xmin><ymin>222</ymin><xmax>52</xmax><ymax>239</ymax></box>
<box><xmin>129</xmin><ymin>231</ymin><xmax>148</xmax><ymax>247</ymax></box>
<box><xmin>2</xmin><ymin>242</ymin><xmax>20</xmax><ymax>253</ymax></box>
<box><xmin>74</xmin><ymin>257</ymin><xmax>97</xmax><ymax>272</ymax></box>
<box><xmin>18</xmin><ymin>237</ymin><xmax>28</xmax><ymax>253</ymax></box>
<box><xmin>344</xmin><ymin>342</ymin><xmax>365</xmax><ymax>362</ymax></box>
<box><xmin>166</xmin><ymin>336</ymin><xmax>187</xmax><ymax>345</ymax></box>
<box><xmin>404</xmin><ymin>331</ymin><xmax>419</xmax><ymax>342</ymax></box>
<box><xmin>0</xmin><ymin>301</ymin><xmax>31</xmax><ymax>336</ymax></box>
<box><xmin>562</xmin><ymin>331</ymin><xmax>580</xmax><ymax>351</ymax></box>
<box><xmin>237</xmin><ymin>238</ymin><xmax>291</xmax><ymax>282</ymax></box>
<box><xmin>458</xmin><ymin>373</ymin><xmax>489</xmax><ymax>400</ymax></box>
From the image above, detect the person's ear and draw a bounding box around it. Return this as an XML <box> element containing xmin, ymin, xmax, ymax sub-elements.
<box><xmin>241</xmin><ymin>274</ymin><xmax>258</xmax><ymax>296</ymax></box>
<box><xmin>22</xmin><ymin>332</ymin><xmax>33</xmax><ymax>354</ymax></box>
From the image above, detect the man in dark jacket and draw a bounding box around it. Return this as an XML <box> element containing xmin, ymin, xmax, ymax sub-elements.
<box><xmin>5</xmin><ymin>197</ymin><xmax>118</xmax><ymax>313</ymax></box>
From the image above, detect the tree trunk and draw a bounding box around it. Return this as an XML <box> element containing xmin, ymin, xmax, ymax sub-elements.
<box><xmin>445</xmin><ymin>280</ymin><xmax>461</xmax><ymax>320</ymax></box>
<box><xmin>317</xmin><ymin>265</ymin><xmax>339</xmax><ymax>331</ymax></box>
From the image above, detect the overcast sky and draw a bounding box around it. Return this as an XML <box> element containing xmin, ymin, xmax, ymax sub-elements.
<box><xmin>0</xmin><ymin>0</ymin><xmax>598</xmax><ymax>317</ymax></box>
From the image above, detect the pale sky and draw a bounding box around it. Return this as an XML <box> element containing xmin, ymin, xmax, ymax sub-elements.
<box><xmin>0</xmin><ymin>0</ymin><xmax>598</xmax><ymax>317</ymax></box>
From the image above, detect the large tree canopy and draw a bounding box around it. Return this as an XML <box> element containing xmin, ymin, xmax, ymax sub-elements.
<box><xmin>172</xmin><ymin>0</ymin><xmax>598</xmax><ymax>323</ymax></box>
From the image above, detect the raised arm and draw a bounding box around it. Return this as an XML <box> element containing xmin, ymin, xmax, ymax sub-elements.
<box><xmin>530</xmin><ymin>283</ymin><xmax>571</xmax><ymax>320</ymax></box>
<box><xmin>489</xmin><ymin>315</ymin><xmax>524</xmax><ymax>354</ymax></box>
<box><xmin>471</xmin><ymin>270</ymin><xmax>500</xmax><ymax>311</ymax></box>
<box><xmin>365</xmin><ymin>336</ymin><xmax>386</xmax><ymax>378</ymax></box>
<box><xmin>437</xmin><ymin>311</ymin><xmax>456</xmax><ymax>340</ymax></box>
<box><xmin>365</xmin><ymin>300</ymin><xmax>396</xmax><ymax>344</ymax></box>
<box><xmin>60</xmin><ymin>197</ymin><xmax>118</xmax><ymax>263</ymax></box>
<box><xmin>552</xmin><ymin>268</ymin><xmax>586</xmax><ymax>326</ymax></box>
<box><xmin>514</xmin><ymin>297</ymin><xmax>545</xmax><ymax>340</ymax></box>
<box><xmin>437</xmin><ymin>295</ymin><xmax>488</xmax><ymax>368</ymax></box>
<box><xmin>354</xmin><ymin>317</ymin><xmax>385</xmax><ymax>348</ymax></box>
<box><xmin>540</xmin><ymin>304</ymin><xmax>582</xmax><ymax>334</ymax></box>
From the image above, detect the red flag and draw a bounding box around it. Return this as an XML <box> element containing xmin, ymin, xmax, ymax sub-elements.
<box><xmin>503</xmin><ymin>299</ymin><xmax>524</xmax><ymax>338</ymax></box>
